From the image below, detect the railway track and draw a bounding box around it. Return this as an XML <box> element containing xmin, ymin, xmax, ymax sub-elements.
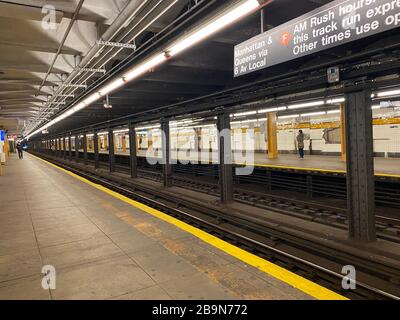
<box><xmin>32</xmin><ymin>152</ymin><xmax>400</xmax><ymax>300</ymax></box>
<box><xmin>132</xmin><ymin>166</ymin><xmax>400</xmax><ymax>244</ymax></box>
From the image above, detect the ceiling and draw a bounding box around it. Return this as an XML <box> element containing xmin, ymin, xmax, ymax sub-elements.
<box><xmin>0</xmin><ymin>0</ymin><xmax>190</xmax><ymax>134</ymax></box>
<box><xmin>5</xmin><ymin>0</ymin><xmax>395</xmax><ymax>138</ymax></box>
<box><xmin>39</xmin><ymin>0</ymin><xmax>338</xmax><ymax>134</ymax></box>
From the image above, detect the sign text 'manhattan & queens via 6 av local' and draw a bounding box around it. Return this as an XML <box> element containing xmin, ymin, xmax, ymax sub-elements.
<box><xmin>234</xmin><ymin>0</ymin><xmax>400</xmax><ymax>77</ymax></box>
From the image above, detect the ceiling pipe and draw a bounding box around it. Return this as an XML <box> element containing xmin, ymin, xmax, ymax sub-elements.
<box><xmin>27</xmin><ymin>0</ymin><xmax>151</xmax><ymax>132</ymax></box>
<box><xmin>36</xmin><ymin>0</ymin><xmax>85</xmax><ymax>95</ymax></box>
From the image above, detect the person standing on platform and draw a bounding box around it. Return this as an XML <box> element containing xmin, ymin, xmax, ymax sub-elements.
<box><xmin>17</xmin><ymin>142</ymin><xmax>23</xmax><ymax>159</ymax></box>
<box><xmin>297</xmin><ymin>130</ymin><xmax>305</xmax><ymax>159</ymax></box>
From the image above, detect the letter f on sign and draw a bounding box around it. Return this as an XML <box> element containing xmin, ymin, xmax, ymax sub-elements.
<box><xmin>280</xmin><ymin>32</ymin><xmax>291</xmax><ymax>46</ymax></box>
<box><xmin>42</xmin><ymin>265</ymin><xmax>56</xmax><ymax>290</ymax></box>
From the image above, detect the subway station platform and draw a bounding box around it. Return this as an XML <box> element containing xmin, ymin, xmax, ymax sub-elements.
<box><xmin>0</xmin><ymin>153</ymin><xmax>320</xmax><ymax>300</ymax></box>
<box><xmin>130</xmin><ymin>150</ymin><xmax>400</xmax><ymax>176</ymax></box>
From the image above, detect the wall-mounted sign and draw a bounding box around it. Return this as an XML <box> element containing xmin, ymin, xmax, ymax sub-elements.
<box><xmin>0</xmin><ymin>130</ymin><xmax>4</xmax><ymax>142</ymax></box>
<box><xmin>234</xmin><ymin>0</ymin><xmax>400</xmax><ymax>77</ymax></box>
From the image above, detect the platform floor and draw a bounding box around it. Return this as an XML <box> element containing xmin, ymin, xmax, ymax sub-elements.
<box><xmin>101</xmin><ymin>150</ymin><xmax>399</xmax><ymax>176</ymax></box>
<box><xmin>0</xmin><ymin>154</ymin><xmax>314</xmax><ymax>300</ymax></box>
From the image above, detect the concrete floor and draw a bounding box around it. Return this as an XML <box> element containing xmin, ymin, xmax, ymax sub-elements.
<box><xmin>95</xmin><ymin>149</ymin><xmax>400</xmax><ymax>175</ymax></box>
<box><xmin>0</xmin><ymin>153</ymin><xmax>312</xmax><ymax>300</ymax></box>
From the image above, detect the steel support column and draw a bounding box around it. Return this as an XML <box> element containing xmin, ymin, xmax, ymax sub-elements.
<box><xmin>55</xmin><ymin>139</ymin><xmax>58</xmax><ymax>157</ymax></box>
<box><xmin>345</xmin><ymin>90</ymin><xmax>376</xmax><ymax>242</ymax></box>
<box><xmin>267</xmin><ymin>112</ymin><xmax>278</xmax><ymax>159</ymax></box>
<box><xmin>341</xmin><ymin>103</ymin><xmax>347</xmax><ymax>162</ymax></box>
<box><xmin>217</xmin><ymin>111</ymin><xmax>233</xmax><ymax>204</ymax></box>
<box><xmin>75</xmin><ymin>135</ymin><xmax>79</xmax><ymax>161</ymax></box>
<box><xmin>63</xmin><ymin>137</ymin><xmax>66</xmax><ymax>159</ymax></box>
<box><xmin>161</xmin><ymin>119</ymin><xmax>172</xmax><ymax>187</ymax></box>
<box><xmin>129</xmin><ymin>123</ymin><xmax>138</xmax><ymax>178</ymax></box>
<box><xmin>68</xmin><ymin>135</ymin><xmax>72</xmax><ymax>160</ymax></box>
<box><xmin>108</xmin><ymin>129</ymin><xmax>115</xmax><ymax>173</ymax></box>
<box><xmin>83</xmin><ymin>133</ymin><xmax>88</xmax><ymax>165</ymax></box>
<box><xmin>94</xmin><ymin>131</ymin><xmax>99</xmax><ymax>169</ymax></box>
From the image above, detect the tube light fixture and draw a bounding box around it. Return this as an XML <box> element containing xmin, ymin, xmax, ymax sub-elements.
<box><xmin>278</xmin><ymin>114</ymin><xmax>300</xmax><ymax>119</ymax></box>
<box><xmin>135</xmin><ymin>125</ymin><xmax>160</xmax><ymax>130</ymax></box>
<box><xmin>123</xmin><ymin>53</ymin><xmax>167</xmax><ymax>82</ymax></box>
<box><xmin>377</xmin><ymin>88</ymin><xmax>400</xmax><ymax>98</ymax></box>
<box><xmin>300</xmin><ymin>111</ymin><xmax>326</xmax><ymax>117</ymax></box>
<box><xmin>82</xmin><ymin>93</ymin><xmax>101</xmax><ymax>106</ymax></box>
<box><xmin>257</xmin><ymin>106</ymin><xmax>287</xmax><ymax>113</ymax></box>
<box><xmin>327</xmin><ymin>109</ymin><xmax>341</xmax><ymax>114</ymax></box>
<box><xmin>113</xmin><ymin>128</ymin><xmax>129</xmax><ymax>134</ymax></box>
<box><xmin>326</xmin><ymin>97</ymin><xmax>345</xmax><ymax>104</ymax></box>
<box><xmin>371</xmin><ymin>104</ymin><xmax>381</xmax><ymax>109</ymax></box>
<box><xmin>99</xmin><ymin>78</ymin><xmax>126</xmax><ymax>96</ymax></box>
<box><xmin>166</xmin><ymin>0</ymin><xmax>260</xmax><ymax>57</ymax></box>
<box><xmin>232</xmin><ymin>110</ymin><xmax>257</xmax><ymax>117</ymax></box>
<box><xmin>287</xmin><ymin>100</ymin><xmax>325</xmax><ymax>110</ymax></box>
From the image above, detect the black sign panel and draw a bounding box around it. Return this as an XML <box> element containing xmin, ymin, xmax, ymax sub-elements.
<box><xmin>234</xmin><ymin>0</ymin><xmax>400</xmax><ymax>77</ymax></box>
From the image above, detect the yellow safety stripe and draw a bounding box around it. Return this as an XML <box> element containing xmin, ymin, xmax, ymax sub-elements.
<box><xmin>30</xmin><ymin>154</ymin><xmax>347</xmax><ymax>300</ymax></box>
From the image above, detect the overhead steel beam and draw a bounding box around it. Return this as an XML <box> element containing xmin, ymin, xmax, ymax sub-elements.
<box><xmin>0</xmin><ymin>41</ymin><xmax>77</xmax><ymax>55</ymax></box>
<box><xmin>0</xmin><ymin>65</ymin><xmax>65</xmax><ymax>74</ymax></box>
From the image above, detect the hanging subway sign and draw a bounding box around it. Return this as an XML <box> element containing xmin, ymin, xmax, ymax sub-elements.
<box><xmin>234</xmin><ymin>0</ymin><xmax>400</xmax><ymax>77</ymax></box>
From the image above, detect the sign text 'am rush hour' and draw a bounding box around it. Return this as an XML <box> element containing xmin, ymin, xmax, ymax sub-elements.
<box><xmin>234</xmin><ymin>0</ymin><xmax>400</xmax><ymax>77</ymax></box>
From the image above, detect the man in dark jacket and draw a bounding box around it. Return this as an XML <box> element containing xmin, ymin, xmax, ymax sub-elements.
<box><xmin>296</xmin><ymin>130</ymin><xmax>305</xmax><ymax>159</ymax></box>
<box><xmin>17</xmin><ymin>143</ymin><xmax>23</xmax><ymax>159</ymax></box>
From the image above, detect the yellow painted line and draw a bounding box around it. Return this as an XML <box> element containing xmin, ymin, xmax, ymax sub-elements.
<box><xmin>30</xmin><ymin>153</ymin><xmax>347</xmax><ymax>300</ymax></box>
<box><xmin>245</xmin><ymin>163</ymin><xmax>347</xmax><ymax>174</ymax></box>
<box><xmin>241</xmin><ymin>162</ymin><xmax>400</xmax><ymax>178</ymax></box>
<box><xmin>375</xmin><ymin>172</ymin><xmax>400</xmax><ymax>179</ymax></box>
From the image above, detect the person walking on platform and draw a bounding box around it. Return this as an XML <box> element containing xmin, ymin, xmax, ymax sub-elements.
<box><xmin>297</xmin><ymin>130</ymin><xmax>305</xmax><ymax>159</ymax></box>
<box><xmin>17</xmin><ymin>143</ymin><xmax>23</xmax><ymax>159</ymax></box>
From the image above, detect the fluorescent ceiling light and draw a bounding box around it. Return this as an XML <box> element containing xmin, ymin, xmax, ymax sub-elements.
<box><xmin>99</xmin><ymin>78</ymin><xmax>126</xmax><ymax>96</ymax></box>
<box><xmin>83</xmin><ymin>93</ymin><xmax>101</xmax><ymax>106</ymax></box>
<box><xmin>326</xmin><ymin>97</ymin><xmax>345</xmax><ymax>104</ymax></box>
<box><xmin>113</xmin><ymin>129</ymin><xmax>129</xmax><ymax>134</ymax></box>
<box><xmin>167</xmin><ymin>0</ymin><xmax>260</xmax><ymax>56</ymax></box>
<box><xmin>371</xmin><ymin>104</ymin><xmax>381</xmax><ymax>109</ymax></box>
<box><xmin>377</xmin><ymin>88</ymin><xmax>400</xmax><ymax>98</ymax></box>
<box><xmin>232</xmin><ymin>110</ymin><xmax>257</xmax><ymax>117</ymax></box>
<box><xmin>301</xmin><ymin>111</ymin><xmax>326</xmax><ymax>117</ymax></box>
<box><xmin>257</xmin><ymin>106</ymin><xmax>287</xmax><ymax>113</ymax></box>
<box><xmin>278</xmin><ymin>114</ymin><xmax>300</xmax><ymax>119</ymax></box>
<box><xmin>135</xmin><ymin>125</ymin><xmax>160</xmax><ymax>130</ymax></box>
<box><xmin>192</xmin><ymin>124</ymin><xmax>215</xmax><ymax>128</ymax></box>
<box><xmin>288</xmin><ymin>100</ymin><xmax>325</xmax><ymax>110</ymax></box>
<box><xmin>123</xmin><ymin>53</ymin><xmax>167</xmax><ymax>82</ymax></box>
<box><xmin>327</xmin><ymin>109</ymin><xmax>341</xmax><ymax>114</ymax></box>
